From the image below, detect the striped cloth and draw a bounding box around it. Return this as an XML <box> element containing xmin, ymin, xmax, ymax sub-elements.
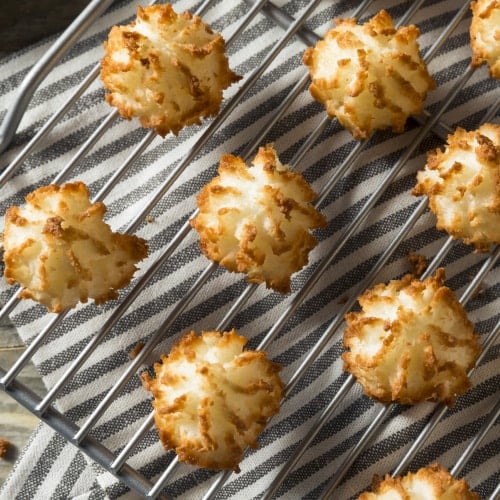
<box><xmin>0</xmin><ymin>0</ymin><xmax>498</xmax><ymax>498</ymax></box>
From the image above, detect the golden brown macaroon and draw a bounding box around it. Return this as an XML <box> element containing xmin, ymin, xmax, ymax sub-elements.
<box><xmin>343</xmin><ymin>269</ymin><xmax>481</xmax><ymax>406</ymax></box>
<box><xmin>303</xmin><ymin>9</ymin><xmax>435</xmax><ymax>140</ymax></box>
<box><xmin>141</xmin><ymin>329</ymin><xmax>283</xmax><ymax>472</ymax></box>
<box><xmin>470</xmin><ymin>0</ymin><xmax>500</xmax><ymax>79</ymax></box>
<box><xmin>358</xmin><ymin>463</ymin><xmax>478</xmax><ymax>499</ymax></box>
<box><xmin>190</xmin><ymin>145</ymin><xmax>327</xmax><ymax>293</ymax></box>
<box><xmin>414</xmin><ymin>123</ymin><xmax>500</xmax><ymax>252</ymax></box>
<box><xmin>2</xmin><ymin>182</ymin><xmax>148</xmax><ymax>312</ymax></box>
<box><xmin>100</xmin><ymin>3</ymin><xmax>241</xmax><ymax>136</ymax></box>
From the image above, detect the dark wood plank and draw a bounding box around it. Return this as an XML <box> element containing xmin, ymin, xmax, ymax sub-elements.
<box><xmin>0</xmin><ymin>331</ymin><xmax>45</xmax><ymax>483</ymax></box>
<box><xmin>0</xmin><ymin>0</ymin><xmax>92</xmax><ymax>52</ymax></box>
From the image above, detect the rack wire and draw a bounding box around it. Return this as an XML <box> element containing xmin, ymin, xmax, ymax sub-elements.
<box><xmin>0</xmin><ymin>0</ymin><xmax>498</xmax><ymax>498</ymax></box>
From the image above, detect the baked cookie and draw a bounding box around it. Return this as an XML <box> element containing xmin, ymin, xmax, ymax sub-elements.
<box><xmin>141</xmin><ymin>329</ymin><xmax>283</xmax><ymax>471</ymax></box>
<box><xmin>100</xmin><ymin>3</ymin><xmax>241</xmax><ymax>136</ymax></box>
<box><xmin>343</xmin><ymin>269</ymin><xmax>481</xmax><ymax>406</ymax></box>
<box><xmin>359</xmin><ymin>463</ymin><xmax>478</xmax><ymax>499</ymax></box>
<box><xmin>414</xmin><ymin>123</ymin><xmax>500</xmax><ymax>252</ymax></box>
<box><xmin>2</xmin><ymin>182</ymin><xmax>148</xmax><ymax>312</ymax></box>
<box><xmin>470</xmin><ymin>0</ymin><xmax>500</xmax><ymax>78</ymax></box>
<box><xmin>190</xmin><ymin>145</ymin><xmax>327</xmax><ymax>293</ymax></box>
<box><xmin>303</xmin><ymin>9</ymin><xmax>435</xmax><ymax>139</ymax></box>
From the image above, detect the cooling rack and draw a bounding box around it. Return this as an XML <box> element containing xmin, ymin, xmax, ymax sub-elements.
<box><xmin>0</xmin><ymin>0</ymin><xmax>498</xmax><ymax>498</ymax></box>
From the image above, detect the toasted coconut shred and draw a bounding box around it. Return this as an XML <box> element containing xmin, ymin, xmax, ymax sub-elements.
<box><xmin>190</xmin><ymin>145</ymin><xmax>327</xmax><ymax>293</ymax></box>
<box><xmin>2</xmin><ymin>182</ymin><xmax>148</xmax><ymax>312</ymax></box>
<box><xmin>100</xmin><ymin>3</ymin><xmax>241</xmax><ymax>136</ymax></box>
<box><xmin>342</xmin><ymin>269</ymin><xmax>481</xmax><ymax>406</ymax></box>
<box><xmin>358</xmin><ymin>463</ymin><xmax>479</xmax><ymax>499</ymax></box>
<box><xmin>303</xmin><ymin>9</ymin><xmax>436</xmax><ymax>139</ymax></box>
<box><xmin>141</xmin><ymin>330</ymin><xmax>284</xmax><ymax>471</ymax></box>
<box><xmin>414</xmin><ymin>123</ymin><xmax>500</xmax><ymax>252</ymax></box>
<box><xmin>470</xmin><ymin>0</ymin><xmax>500</xmax><ymax>79</ymax></box>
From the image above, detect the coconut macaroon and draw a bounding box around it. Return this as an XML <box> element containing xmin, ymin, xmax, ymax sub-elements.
<box><xmin>190</xmin><ymin>145</ymin><xmax>327</xmax><ymax>293</ymax></box>
<box><xmin>414</xmin><ymin>123</ymin><xmax>500</xmax><ymax>252</ymax></box>
<box><xmin>470</xmin><ymin>0</ymin><xmax>500</xmax><ymax>79</ymax></box>
<box><xmin>141</xmin><ymin>329</ymin><xmax>283</xmax><ymax>471</ymax></box>
<box><xmin>342</xmin><ymin>269</ymin><xmax>481</xmax><ymax>406</ymax></box>
<box><xmin>100</xmin><ymin>3</ymin><xmax>241</xmax><ymax>136</ymax></box>
<box><xmin>2</xmin><ymin>182</ymin><xmax>148</xmax><ymax>313</ymax></box>
<box><xmin>303</xmin><ymin>9</ymin><xmax>435</xmax><ymax>140</ymax></box>
<box><xmin>358</xmin><ymin>463</ymin><xmax>478</xmax><ymax>499</ymax></box>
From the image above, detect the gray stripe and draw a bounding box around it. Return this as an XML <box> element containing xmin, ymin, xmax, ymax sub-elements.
<box><xmin>14</xmin><ymin>434</ymin><xmax>70</xmax><ymax>499</ymax></box>
<box><xmin>52</xmin><ymin>450</ymin><xmax>89</xmax><ymax>499</ymax></box>
<box><xmin>472</xmin><ymin>446</ymin><xmax>500</xmax><ymax>499</ymax></box>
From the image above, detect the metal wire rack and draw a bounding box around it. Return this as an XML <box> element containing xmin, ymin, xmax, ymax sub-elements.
<box><xmin>0</xmin><ymin>0</ymin><xmax>498</xmax><ymax>498</ymax></box>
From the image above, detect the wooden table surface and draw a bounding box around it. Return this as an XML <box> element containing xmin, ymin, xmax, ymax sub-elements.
<box><xmin>1</xmin><ymin>0</ymin><xmax>91</xmax><ymax>51</ymax></box>
<box><xmin>0</xmin><ymin>317</ymin><xmax>44</xmax><ymax>485</ymax></box>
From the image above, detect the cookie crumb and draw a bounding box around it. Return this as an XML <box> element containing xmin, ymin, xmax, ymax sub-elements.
<box><xmin>408</xmin><ymin>251</ymin><xmax>428</xmax><ymax>277</ymax></box>
<box><xmin>0</xmin><ymin>438</ymin><xmax>11</xmax><ymax>458</ymax></box>
<box><xmin>130</xmin><ymin>342</ymin><xmax>145</xmax><ymax>359</ymax></box>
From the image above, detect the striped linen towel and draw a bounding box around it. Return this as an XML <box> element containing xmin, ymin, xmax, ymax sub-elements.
<box><xmin>0</xmin><ymin>0</ymin><xmax>498</xmax><ymax>498</ymax></box>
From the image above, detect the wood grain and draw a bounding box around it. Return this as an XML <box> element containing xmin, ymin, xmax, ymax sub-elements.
<box><xmin>0</xmin><ymin>319</ymin><xmax>44</xmax><ymax>484</ymax></box>
<box><xmin>1</xmin><ymin>0</ymin><xmax>91</xmax><ymax>51</ymax></box>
